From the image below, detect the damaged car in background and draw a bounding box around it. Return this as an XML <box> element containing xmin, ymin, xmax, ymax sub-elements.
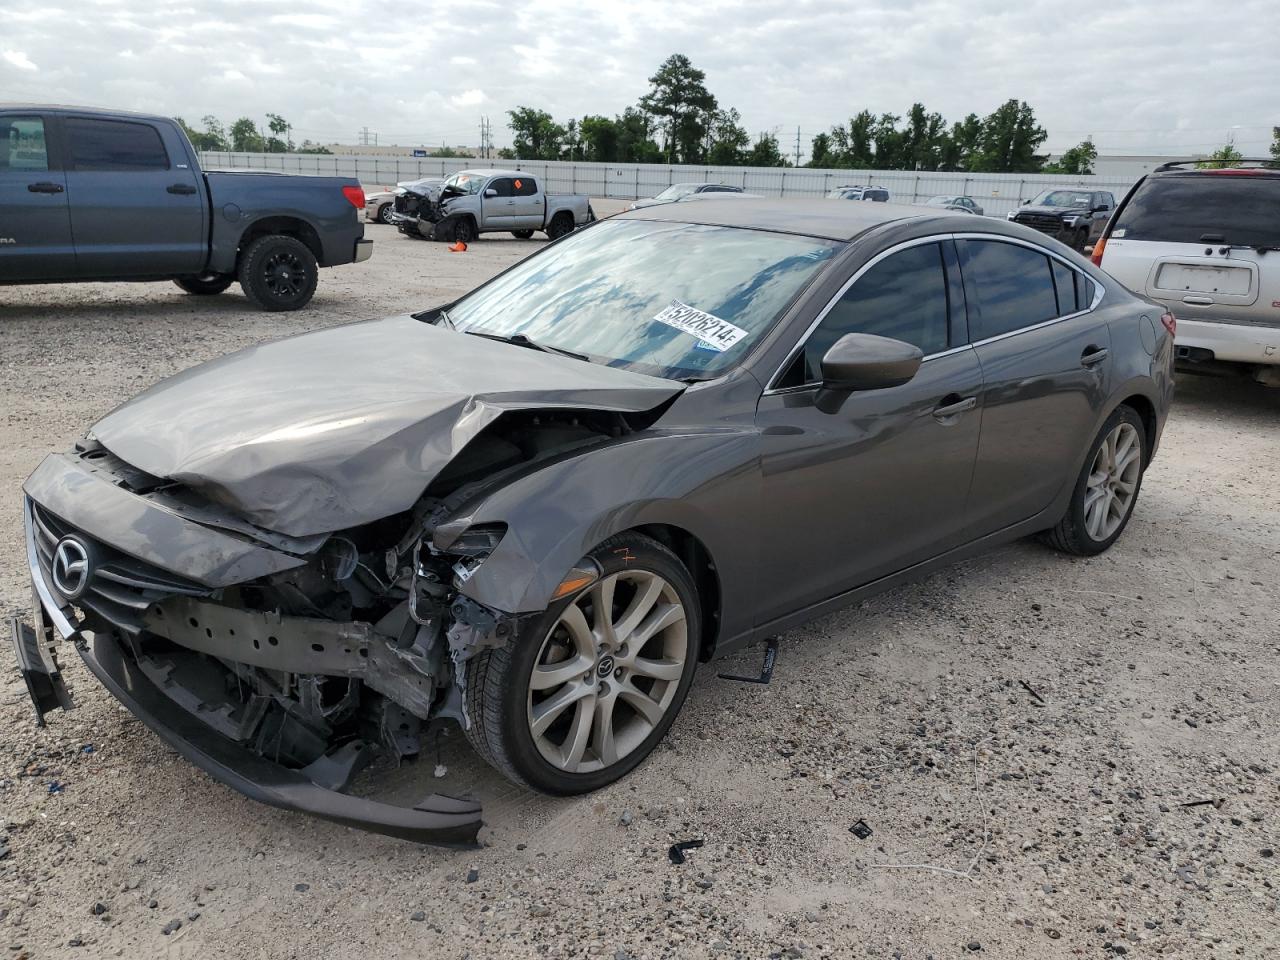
<box><xmin>10</xmin><ymin>199</ymin><xmax>1172</xmax><ymax>846</ymax></box>
<box><xmin>390</xmin><ymin>168</ymin><xmax>593</xmax><ymax>243</ymax></box>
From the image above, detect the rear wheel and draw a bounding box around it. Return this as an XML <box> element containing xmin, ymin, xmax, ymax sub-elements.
<box><xmin>237</xmin><ymin>234</ymin><xmax>318</xmax><ymax>312</ymax></box>
<box><xmin>510</xmin><ymin>229</ymin><xmax>535</xmax><ymax>239</ymax></box>
<box><xmin>546</xmin><ymin>212</ymin><xmax>575</xmax><ymax>241</ymax></box>
<box><xmin>1042</xmin><ymin>405</ymin><xmax>1147</xmax><ymax>556</ymax></box>
<box><xmin>173</xmin><ymin>273</ymin><xmax>233</xmax><ymax>296</ymax></box>
<box><xmin>464</xmin><ymin>533</ymin><xmax>699</xmax><ymax>794</ymax></box>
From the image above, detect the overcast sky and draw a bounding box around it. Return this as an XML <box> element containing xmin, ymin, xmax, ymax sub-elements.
<box><xmin>3</xmin><ymin>0</ymin><xmax>1277</xmax><ymax>158</ymax></box>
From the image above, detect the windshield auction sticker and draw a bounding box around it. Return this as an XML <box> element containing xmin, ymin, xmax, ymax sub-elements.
<box><xmin>652</xmin><ymin>300</ymin><xmax>748</xmax><ymax>352</ymax></box>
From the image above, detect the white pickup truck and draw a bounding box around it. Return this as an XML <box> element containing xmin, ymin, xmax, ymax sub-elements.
<box><xmin>390</xmin><ymin>168</ymin><xmax>594</xmax><ymax>242</ymax></box>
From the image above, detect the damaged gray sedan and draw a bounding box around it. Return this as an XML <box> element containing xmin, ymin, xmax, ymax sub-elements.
<box><xmin>10</xmin><ymin>200</ymin><xmax>1173</xmax><ymax>845</ymax></box>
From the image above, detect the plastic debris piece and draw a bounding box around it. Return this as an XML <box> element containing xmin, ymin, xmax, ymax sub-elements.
<box><xmin>668</xmin><ymin>839</ymin><xmax>704</xmax><ymax>864</ymax></box>
<box><xmin>48</xmin><ymin>780</ymin><xmax>64</xmax><ymax>794</ymax></box>
<box><xmin>717</xmin><ymin>638</ymin><xmax>778</xmax><ymax>685</ymax></box>
<box><xmin>849</xmin><ymin>820</ymin><xmax>873</xmax><ymax>840</ymax></box>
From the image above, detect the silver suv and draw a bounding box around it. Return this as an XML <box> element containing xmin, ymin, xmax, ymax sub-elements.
<box><xmin>826</xmin><ymin>185</ymin><xmax>890</xmax><ymax>202</ymax></box>
<box><xmin>1096</xmin><ymin>160</ymin><xmax>1280</xmax><ymax>385</ymax></box>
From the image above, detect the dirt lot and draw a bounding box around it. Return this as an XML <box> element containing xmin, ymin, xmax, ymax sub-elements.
<box><xmin>2</xmin><ymin>218</ymin><xmax>1278</xmax><ymax>960</ymax></box>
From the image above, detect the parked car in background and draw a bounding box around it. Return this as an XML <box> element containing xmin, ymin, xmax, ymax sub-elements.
<box><xmin>924</xmin><ymin>195</ymin><xmax>984</xmax><ymax>215</ymax></box>
<box><xmin>826</xmin><ymin>185</ymin><xmax>891</xmax><ymax>202</ymax></box>
<box><xmin>366</xmin><ymin>178</ymin><xmax>443</xmax><ymax>224</ymax></box>
<box><xmin>12</xmin><ymin>199</ymin><xmax>1172</xmax><ymax>846</ymax></box>
<box><xmin>1095</xmin><ymin>160</ymin><xmax>1280</xmax><ymax>386</ymax></box>
<box><xmin>0</xmin><ymin>104</ymin><xmax>371</xmax><ymax>311</ymax></box>
<box><xmin>392</xmin><ymin>169</ymin><xmax>593</xmax><ymax>242</ymax></box>
<box><xmin>1008</xmin><ymin>188</ymin><xmax>1114</xmax><ymax>252</ymax></box>
<box><xmin>629</xmin><ymin>182</ymin><xmax>745</xmax><ymax>210</ymax></box>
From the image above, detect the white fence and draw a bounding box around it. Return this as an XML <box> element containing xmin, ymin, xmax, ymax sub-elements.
<box><xmin>199</xmin><ymin>152</ymin><xmax>1139</xmax><ymax>219</ymax></box>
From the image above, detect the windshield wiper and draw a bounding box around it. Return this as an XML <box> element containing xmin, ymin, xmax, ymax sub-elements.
<box><xmin>465</xmin><ymin>330</ymin><xmax>589</xmax><ymax>362</ymax></box>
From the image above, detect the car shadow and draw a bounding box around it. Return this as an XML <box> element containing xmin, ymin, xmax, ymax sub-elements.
<box><xmin>1173</xmin><ymin>369</ymin><xmax>1280</xmax><ymax>419</ymax></box>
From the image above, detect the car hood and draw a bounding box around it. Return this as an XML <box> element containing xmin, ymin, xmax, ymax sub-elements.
<box><xmin>91</xmin><ymin>316</ymin><xmax>683</xmax><ymax>538</ymax></box>
<box><xmin>1015</xmin><ymin>204</ymin><xmax>1087</xmax><ymax>217</ymax></box>
<box><xmin>629</xmin><ymin>197</ymin><xmax>675</xmax><ymax>209</ymax></box>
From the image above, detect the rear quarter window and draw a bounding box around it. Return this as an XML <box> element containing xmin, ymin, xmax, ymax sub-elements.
<box><xmin>1113</xmin><ymin>176</ymin><xmax>1280</xmax><ymax>247</ymax></box>
<box><xmin>66</xmin><ymin>118</ymin><xmax>169</xmax><ymax>171</ymax></box>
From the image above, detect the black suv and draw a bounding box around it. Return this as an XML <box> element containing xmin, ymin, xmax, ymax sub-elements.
<box><xmin>1008</xmin><ymin>188</ymin><xmax>1115</xmax><ymax>251</ymax></box>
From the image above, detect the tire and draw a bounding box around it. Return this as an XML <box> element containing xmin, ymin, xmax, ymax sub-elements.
<box><xmin>173</xmin><ymin>273</ymin><xmax>233</xmax><ymax>296</ymax></box>
<box><xmin>546</xmin><ymin>212</ymin><xmax>575</xmax><ymax>241</ymax></box>
<box><xmin>1041</xmin><ymin>405</ymin><xmax>1148</xmax><ymax>556</ymax></box>
<box><xmin>377</xmin><ymin>203</ymin><xmax>395</xmax><ymax>224</ymax></box>
<box><xmin>237</xmin><ymin>234</ymin><xmax>318</xmax><ymax>312</ymax></box>
<box><xmin>510</xmin><ymin>230</ymin><xmax>535</xmax><ymax>239</ymax></box>
<box><xmin>446</xmin><ymin>217</ymin><xmax>476</xmax><ymax>243</ymax></box>
<box><xmin>464</xmin><ymin>532</ymin><xmax>700</xmax><ymax>795</ymax></box>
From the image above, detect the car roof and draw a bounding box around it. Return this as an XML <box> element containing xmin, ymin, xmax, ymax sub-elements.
<box><xmin>0</xmin><ymin>102</ymin><xmax>173</xmax><ymax>124</ymax></box>
<box><xmin>615</xmin><ymin>197</ymin><xmax>971</xmax><ymax>241</ymax></box>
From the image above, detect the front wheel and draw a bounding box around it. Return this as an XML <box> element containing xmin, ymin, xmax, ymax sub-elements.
<box><xmin>1041</xmin><ymin>405</ymin><xmax>1147</xmax><ymax>556</ymax></box>
<box><xmin>173</xmin><ymin>273</ymin><xmax>233</xmax><ymax>296</ymax></box>
<box><xmin>377</xmin><ymin>203</ymin><xmax>395</xmax><ymax>224</ymax></box>
<box><xmin>237</xmin><ymin>234</ymin><xmax>318</xmax><ymax>312</ymax></box>
<box><xmin>464</xmin><ymin>533</ymin><xmax>700</xmax><ymax>795</ymax></box>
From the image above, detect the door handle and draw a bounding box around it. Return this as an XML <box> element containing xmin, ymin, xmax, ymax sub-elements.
<box><xmin>1080</xmin><ymin>345</ymin><xmax>1109</xmax><ymax>367</ymax></box>
<box><xmin>166</xmin><ymin>183</ymin><xmax>197</xmax><ymax>195</ymax></box>
<box><xmin>27</xmin><ymin>181</ymin><xmax>64</xmax><ymax>194</ymax></box>
<box><xmin>1182</xmin><ymin>295</ymin><xmax>1214</xmax><ymax>305</ymax></box>
<box><xmin>932</xmin><ymin>395</ymin><xmax>977</xmax><ymax>420</ymax></box>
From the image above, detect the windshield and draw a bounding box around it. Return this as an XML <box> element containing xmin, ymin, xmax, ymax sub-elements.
<box><xmin>653</xmin><ymin>184</ymin><xmax>700</xmax><ymax>201</ymax></box>
<box><xmin>1032</xmin><ymin>190</ymin><xmax>1092</xmax><ymax>208</ymax></box>
<box><xmin>444</xmin><ymin>219</ymin><xmax>840</xmax><ymax>380</ymax></box>
<box><xmin>442</xmin><ymin>173</ymin><xmax>486</xmax><ymax>196</ymax></box>
<box><xmin>1111</xmin><ymin>175</ymin><xmax>1280</xmax><ymax>247</ymax></box>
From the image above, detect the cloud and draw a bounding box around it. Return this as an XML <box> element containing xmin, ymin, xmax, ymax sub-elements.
<box><xmin>0</xmin><ymin>0</ymin><xmax>1274</xmax><ymax>156</ymax></box>
<box><xmin>2</xmin><ymin>49</ymin><xmax>37</xmax><ymax>71</ymax></box>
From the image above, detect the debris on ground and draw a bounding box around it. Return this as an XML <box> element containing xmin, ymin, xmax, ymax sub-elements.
<box><xmin>668</xmin><ymin>839</ymin><xmax>705</xmax><ymax>865</ymax></box>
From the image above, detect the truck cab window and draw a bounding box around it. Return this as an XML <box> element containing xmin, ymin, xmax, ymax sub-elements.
<box><xmin>1</xmin><ymin>116</ymin><xmax>49</xmax><ymax>172</ymax></box>
<box><xmin>66</xmin><ymin>118</ymin><xmax>169</xmax><ymax>171</ymax></box>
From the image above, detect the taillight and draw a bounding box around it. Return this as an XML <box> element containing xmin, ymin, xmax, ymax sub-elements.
<box><xmin>1160</xmin><ymin>312</ymin><xmax>1176</xmax><ymax>337</ymax></box>
<box><xmin>341</xmin><ymin>185</ymin><xmax>365</xmax><ymax>209</ymax></box>
<box><xmin>1090</xmin><ymin>235</ymin><xmax>1107</xmax><ymax>266</ymax></box>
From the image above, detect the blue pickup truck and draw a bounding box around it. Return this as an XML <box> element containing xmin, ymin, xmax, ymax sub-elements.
<box><xmin>0</xmin><ymin>104</ymin><xmax>371</xmax><ymax>311</ymax></box>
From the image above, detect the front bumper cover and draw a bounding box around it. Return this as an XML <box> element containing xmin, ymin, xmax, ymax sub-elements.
<box><xmin>11</xmin><ymin>495</ymin><xmax>483</xmax><ymax>847</ymax></box>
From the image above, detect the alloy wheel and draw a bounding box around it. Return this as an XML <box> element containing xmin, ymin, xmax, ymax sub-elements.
<box><xmin>1084</xmin><ymin>421</ymin><xmax>1141</xmax><ymax>541</ymax></box>
<box><xmin>262</xmin><ymin>249</ymin><xmax>306</xmax><ymax>300</ymax></box>
<box><xmin>526</xmin><ymin>570</ymin><xmax>688</xmax><ymax>774</ymax></box>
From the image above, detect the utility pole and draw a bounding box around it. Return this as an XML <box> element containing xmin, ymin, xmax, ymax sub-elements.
<box><xmin>794</xmin><ymin>126</ymin><xmax>801</xmax><ymax>167</ymax></box>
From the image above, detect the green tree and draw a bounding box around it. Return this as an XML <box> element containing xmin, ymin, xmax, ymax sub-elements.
<box><xmin>1196</xmin><ymin>143</ymin><xmax>1244</xmax><ymax>168</ymax></box>
<box><xmin>497</xmin><ymin>146</ymin><xmax>518</xmax><ymax>160</ymax></box>
<box><xmin>562</xmin><ymin>118</ymin><xmax>581</xmax><ymax>161</ymax></box>
<box><xmin>580</xmin><ymin>115</ymin><xmax>620</xmax><ymax>162</ymax></box>
<box><xmin>940</xmin><ymin>113</ymin><xmax>982</xmax><ymax>171</ymax></box>
<box><xmin>265</xmin><ymin>113</ymin><xmax>292</xmax><ymax>153</ymax></box>
<box><xmin>506</xmin><ymin>107</ymin><xmax>564</xmax><ymax>160</ymax></box>
<box><xmin>229</xmin><ymin>117</ymin><xmax>264</xmax><ymax>152</ymax></box>
<box><xmin>175</xmin><ymin>115</ymin><xmax>229</xmax><ymax>151</ymax></box>
<box><xmin>808</xmin><ymin>132</ymin><xmax>834</xmax><ymax>168</ymax></box>
<box><xmin>296</xmin><ymin>140</ymin><xmax>332</xmax><ymax>155</ymax></box>
<box><xmin>969</xmin><ymin>100</ymin><xmax>1047</xmax><ymax>173</ymax></box>
<box><xmin>1271</xmin><ymin>126</ymin><xmax>1280</xmax><ymax>162</ymax></box>
<box><xmin>706</xmin><ymin>108</ymin><xmax>750</xmax><ymax>165</ymax></box>
<box><xmin>432</xmin><ymin>146</ymin><xmax>466</xmax><ymax>158</ymax></box>
<box><xmin>1044</xmin><ymin>138</ymin><xmax>1097</xmax><ymax>175</ymax></box>
<box><xmin>744</xmin><ymin>131</ymin><xmax>790</xmax><ymax>167</ymax></box>
<box><xmin>901</xmin><ymin>103</ymin><xmax>947</xmax><ymax>171</ymax></box>
<box><xmin>639</xmin><ymin>54</ymin><xmax>717</xmax><ymax>163</ymax></box>
<box><xmin>614</xmin><ymin>107</ymin><xmax>662</xmax><ymax>163</ymax></box>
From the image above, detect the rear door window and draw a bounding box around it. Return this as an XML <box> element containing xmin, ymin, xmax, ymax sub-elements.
<box><xmin>962</xmin><ymin>240</ymin><xmax>1060</xmax><ymax>339</ymax></box>
<box><xmin>512</xmin><ymin>176</ymin><xmax>537</xmax><ymax>196</ymax></box>
<box><xmin>1112</xmin><ymin>175</ymin><xmax>1280</xmax><ymax>247</ymax></box>
<box><xmin>66</xmin><ymin>118</ymin><xmax>169</xmax><ymax>170</ymax></box>
<box><xmin>0</xmin><ymin>116</ymin><xmax>49</xmax><ymax>171</ymax></box>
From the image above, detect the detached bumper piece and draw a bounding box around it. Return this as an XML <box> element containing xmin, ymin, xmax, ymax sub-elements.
<box><xmin>76</xmin><ymin>631</ymin><xmax>482</xmax><ymax>846</ymax></box>
<box><xmin>8</xmin><ymin>617</ymin><xmax>73</xmax><ymax>726</ymax></box>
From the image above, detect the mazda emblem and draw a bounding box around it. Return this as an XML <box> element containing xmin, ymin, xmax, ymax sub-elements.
<box><xmin>52</xmin><ymin>537</ymin><xmax>92</xmax><ymax>599</ymax></box>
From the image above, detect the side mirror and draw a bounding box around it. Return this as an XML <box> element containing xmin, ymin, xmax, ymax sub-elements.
<box><xmin>1092</xmin><ymin>204</ymin><xmax>1108</xmax><ymax>213</ymax></box>
<box><xmin>484</xmin><ymin>188</ymin><xmax>498</xmax><ymax>198</ymax></box>
<box><xmin>814</xmin><ymin>333</ymin><xmax>923</xmax><ymax>414</ymax></box>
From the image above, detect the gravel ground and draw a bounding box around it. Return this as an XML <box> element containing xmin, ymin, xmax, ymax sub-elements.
<box><xmin>2</xmin><ymin>216</ymin><xmax>1278</xmax><ymax>959</ymax></box>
